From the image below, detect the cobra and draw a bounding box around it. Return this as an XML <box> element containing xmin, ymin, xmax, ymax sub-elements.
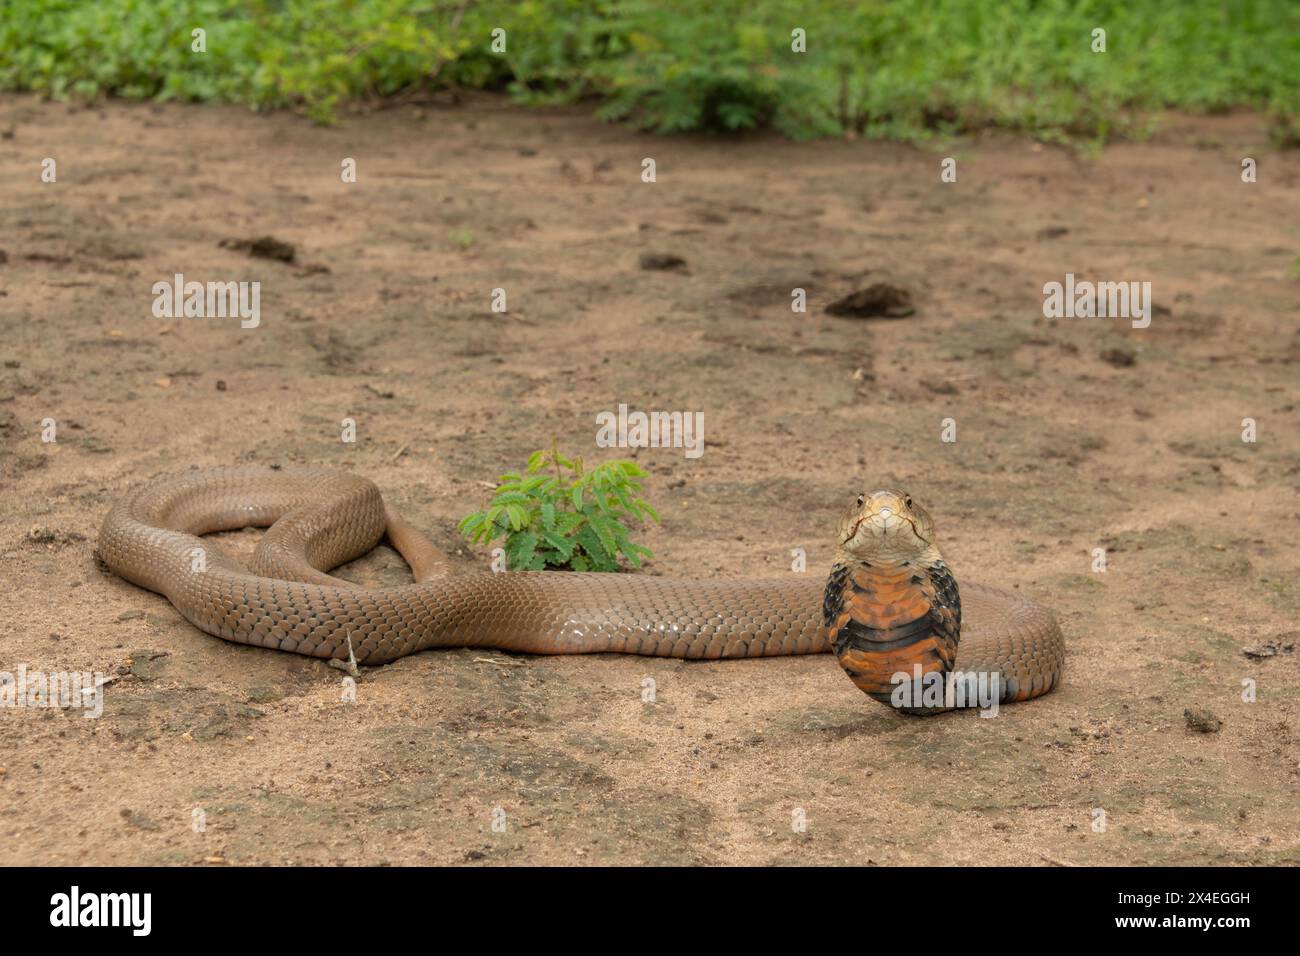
<box><xmin>96</xmin><ymin>468</ymin><xmax>1064</xmax><ymax>712</ymax></box>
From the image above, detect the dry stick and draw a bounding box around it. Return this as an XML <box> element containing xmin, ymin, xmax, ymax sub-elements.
<box><xmin>327</xmin><ymin>631</ymin><xmax>361</xmax><ymax>678</ymax></box>
<box><xmin>76</xmin><ymin>674</ymin><xmax>119</xmax><ymax>711</ymax></box>
<box><xmin>390</xmin><ymin>443</ymin><xmax>409</xmax><ymax>462</ymax></box>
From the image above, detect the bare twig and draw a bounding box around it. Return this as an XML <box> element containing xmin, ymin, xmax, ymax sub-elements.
<box><xmin>473</xmin><ymin>656</ymin><xmax>527</xmax><ymax>668</ymax></box>
<box><xmin>327</xmin><ymin>632</ymin><xmax>361</xmax><ymax>678</ymax></box>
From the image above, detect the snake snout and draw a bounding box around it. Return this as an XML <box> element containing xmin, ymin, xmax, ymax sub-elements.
<box><xmin>866</xmin><ymin>509</ymin><xmax>904</xmax><ymax>535</ymax></box>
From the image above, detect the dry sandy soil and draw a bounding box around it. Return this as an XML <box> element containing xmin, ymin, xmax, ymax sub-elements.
<box><xmin>1</xmin><ymin>94</ymin><xmax>1298</xmax><ymax>866</ymax></box>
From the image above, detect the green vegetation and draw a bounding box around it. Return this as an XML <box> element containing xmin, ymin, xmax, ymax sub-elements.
<box><xmin>458</xmin><ymin>444</ymin><xmax>659</xmax><ymax>571</ymax></box>
<box><xmin>1</xmin><ymin>1</ymin><xmax>1296</xmax><ymax>142</ymax></box>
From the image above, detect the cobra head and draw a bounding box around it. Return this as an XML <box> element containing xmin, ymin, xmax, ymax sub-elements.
<box><xmin>835</xmin><ymin>489</ymin><xmax>942</xmax><ymax>568</ymax></box>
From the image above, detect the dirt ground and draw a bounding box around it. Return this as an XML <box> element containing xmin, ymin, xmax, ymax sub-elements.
<box><xmin>1</xmin><ymin>94</ymin><xmax>1297</xmax><ymax>866</ymax></box>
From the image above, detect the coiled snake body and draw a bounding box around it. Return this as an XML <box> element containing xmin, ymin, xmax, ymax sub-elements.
<box><xmin>97</xmin><ymin>468</ymin><xmax>1064</xmax><ymax>711</ymax></box>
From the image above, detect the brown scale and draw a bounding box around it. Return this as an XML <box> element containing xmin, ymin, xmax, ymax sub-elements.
<box><xmin>822</xmin><ymin>561</ymin><xmax>961</xmax><ymax>704</ymax></box>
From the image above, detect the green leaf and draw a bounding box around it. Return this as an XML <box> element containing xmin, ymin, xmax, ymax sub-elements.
<box><xmin>506</xmin><ymin>531</ymin><xmax>538</xmax><ymax>570</ymax></box>
<box><xmin>577</xmin><ymin>525</ymin><xmax>614</xmax><ymax>570</ymax></box>
<box><xmin>608</xmin><ymin>520</ymin><xmax>632</xmax><ymax>547</ymax></box>
<box><xmin>505</xmin><ymin>503</ymin><xmax>530</xmax><ymax>531</ymax></box>
<box><xmin>542</xmin><ymin>530</ymin><xmax>574</xmax><ymax>557</ymax></box>
<box><xmin>570</xmin><ymin>484</ymin><xmax>583</xmax><ymax>510</ymax></box>
<box><xmin>587</xmin><ymin>513</ymin><xmax>618</xmax><ymax>556</ymax></box>
<box><xmin>457</xmin><ymin>512</ymin><xmax>485</xmax><ymax>535</ymax></box>
<box><xmin>610</xmin><ymin>484</ymin><xmax>633</xmax><ymax>512</ymax></box>
<box><xmin>554</xmin><ymin>512</ymin><xmax>585</xmax><ymax>535</ymax></box>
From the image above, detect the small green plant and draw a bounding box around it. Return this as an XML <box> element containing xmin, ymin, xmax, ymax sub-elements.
<box><xmin>450</xmin><ymin>228</ymin><xmax>475</xmax><ymax>250</ymax></box>
<box><xmin>458</xmin><ymin>443</ymin><xmax>659</xmax><ymax>571</ymax></box>
<box><xmin>2</xmin><ymin>2</ymin><xmax>1296</xmax><ymax>143</ymax></box>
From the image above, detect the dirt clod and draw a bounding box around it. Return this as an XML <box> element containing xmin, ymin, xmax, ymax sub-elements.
<box><xmin>219</xmin><ymin>235</ymin><xmax>297</xmax><ymax>262</ymax></box>
<box><xmin>1100</xmin><ymin>348</ymin><xmax>1137</xmax><ymax>367</ymax></box>
<box><xmin>1184</xmin><ymin>708</ymin><xmax>1223</xmax><ymax>734</ymax></box>
<box><xmin>1243</xmin><ymin>635</ymin><xmax>1297</xmax><ymax>659</ymax></box>
<box><xmin>24</xmin><ymin>527</ymin><xmax>86</xmax><ymax>548</ymax></box>
<box><xmin>826</xmin><ymin>282</ymin><xmax>915</xmax><ymax>318</ymax></box>
<box><xmin>639</xmin><ymin>252</ymin><xmax>688</xmax><ymax>272</ymax></box>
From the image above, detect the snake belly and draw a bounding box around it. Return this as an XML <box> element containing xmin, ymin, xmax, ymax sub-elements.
<box><xmin>96</xmin><ymin>467</ymin><xmax>1065</xmax><ymax>705</ymax></box>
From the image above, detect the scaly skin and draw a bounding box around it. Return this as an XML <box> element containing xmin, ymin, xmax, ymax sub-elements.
<box><xmin>96</xmin><ymin>468</ymin><xmax>1064</xmax><ymax>710</ymax></box>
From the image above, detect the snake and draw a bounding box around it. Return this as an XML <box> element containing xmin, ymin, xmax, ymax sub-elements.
<box><xmin>96</xmin><ymin>467</ymin><xmax>1064</xmax><ymax>712</ymax></box>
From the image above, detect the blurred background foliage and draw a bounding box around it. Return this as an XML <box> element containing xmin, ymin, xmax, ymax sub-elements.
<box><xmin>1</xmin><ymin>0</ymin><xmax>1296</xmax><ymax>143</ymax></box>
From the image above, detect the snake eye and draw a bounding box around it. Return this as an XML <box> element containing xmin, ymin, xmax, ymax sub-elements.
<box><xmin>856</xmin><ymin>494</ymin><xmax>865</xmax><ymax>507</ymax></box>
<box><xmin>904</xmin><ymin>495</ymin><xmax>913</xmax><ymax>509</ymax></box>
